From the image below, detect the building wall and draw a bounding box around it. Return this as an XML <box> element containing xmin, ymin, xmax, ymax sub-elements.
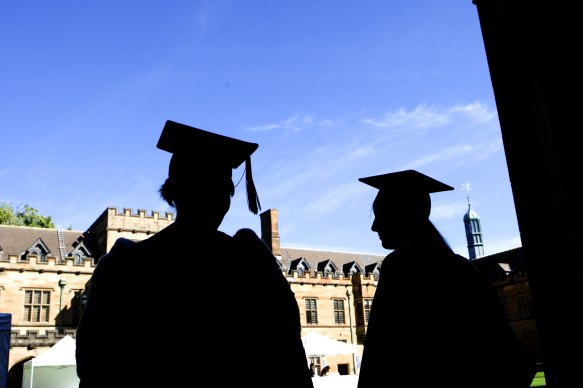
<box><xmin>1</xmin><ymin>207</ymin><xmax>175</xmax><ymax>373</ymax></box>
<box><xmin>285</xmin><ymin>269</ymin><xmax>377</xmax><ymax>374</ymax></box>
<box><xmin>1</xmin><ymin>206</ymin><xmax>540</xmax><ymax>381</ymax></box>
<box><xmin>495</xmin><ymin>276</ymin><xmax>542</xmax><ymax>363</ymax></box>
<box><xmin>1</xmin><ymin>254</ymin><xmax>94</xmax><ymax>370</ymax></box>
<box><xmin>85</xmin><ymin>207</ymin><xmax>174</xmax><ymax>259</ymax></box>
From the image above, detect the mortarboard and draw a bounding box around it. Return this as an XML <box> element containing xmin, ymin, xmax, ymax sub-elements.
<box><xmin>157</xmin><ymin>120</ymin><xmax>261</xmax><ymax>214</ymax></box>
<box><xmin>359</xmin><ymin>169</ymin><xmax>453</xmax><ymax>194</ymax></box>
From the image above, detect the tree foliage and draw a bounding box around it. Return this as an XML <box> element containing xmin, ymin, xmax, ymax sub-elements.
<box><xmin>0</xmin><ymin>203</ymin><xmax>56</xmax><ymax>228</ymax></box>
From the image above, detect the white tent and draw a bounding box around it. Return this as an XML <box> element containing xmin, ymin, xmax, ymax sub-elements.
<box><xmin>301</xmin><ymin>332</ymin><xmax>357</xmax><ymax>356</ymax></box>
<box><xmin>21</xmin><ymin>335</ymin><xmax>79</xmax><ymax>388</ymax></box>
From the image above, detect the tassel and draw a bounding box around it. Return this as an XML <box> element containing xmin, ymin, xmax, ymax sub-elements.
<box><xmin>245</xmin><ymin>156</ymin><xmax>261</xmax><ymax>215</ymax></box>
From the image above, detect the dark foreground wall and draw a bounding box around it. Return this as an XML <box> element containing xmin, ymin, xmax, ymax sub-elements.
<box><xmin>472</xmin><ymin>1</ymin><xmax>582</xmax><ymax>387</ymax></box>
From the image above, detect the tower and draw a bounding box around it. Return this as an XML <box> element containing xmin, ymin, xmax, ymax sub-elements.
<box><xmin>462</xmin><ymin>183</ymin><xmax>484</xmax><ymax>260</ymax></box>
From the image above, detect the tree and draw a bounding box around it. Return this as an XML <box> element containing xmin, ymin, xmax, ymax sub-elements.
<box><xmin>0</xmin><ymin>203</ymin><xmax>56</xmax><ymax>228</ymax></box>
<box><xmin>0</xmin><ymin>203</ymin><xmax>17</xmax><ymax>225</ymax></box>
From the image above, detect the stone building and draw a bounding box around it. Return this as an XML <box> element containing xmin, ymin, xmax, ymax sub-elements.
<box><xmin>471</xmin><ymin>248</ymin><xmax>541</xmax><ymax>364</ymax></box>
<box><xmin>0</xmin><ymin>206</ymin><xmax>540</xmax><ymax>385</ymax></box>
<box><xmin>0</xmin><ymin>208</ymin><xmax>175</xmax><ymax>387</ymax></box>
<box><xmin>462</xmin><ymin>195</ymin><xmax>541</xmax><ymax>365</ymax></box>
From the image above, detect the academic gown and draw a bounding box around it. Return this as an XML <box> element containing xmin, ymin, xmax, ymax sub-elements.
<box><xmin>76</xmin><ymin>227</ymin><xmax>313</xmax><ymax>388</ymax></box>
<box><xmin>357</xmin><ymin>234</ymin><xmax>535</xmax><ymax>388</ymax></box>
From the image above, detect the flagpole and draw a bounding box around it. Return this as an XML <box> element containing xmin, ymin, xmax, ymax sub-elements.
<box><xmin>346</xmin><ymin>288</ymin><xmax>357</xmax><ymax>375</ymax></box>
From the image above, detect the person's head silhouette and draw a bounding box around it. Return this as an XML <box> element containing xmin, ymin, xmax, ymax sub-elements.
<box><xmin>359</xmin><ymin>169</ymin><xmax>453</xmax><ymax>250</ymax></box>
<box><xmin>157</xmin><ymin>120</ymin><xmax>261</xmax><ymax>230</ymax></box>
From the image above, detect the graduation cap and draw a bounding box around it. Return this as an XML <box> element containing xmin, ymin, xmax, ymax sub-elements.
<box><xmin>157</xmin><ymin>120</ymin><xmax>261</xmax><ymax>214</ymax></box>
<box><xmin>359</xmin><ymin>169</ymin><xmax>453</xmax><ymax>220</ymax></box>
<box><xmin>359</xmin><ymin>169</ymin><xmax>453</xmax><ymax>193</ymax></box>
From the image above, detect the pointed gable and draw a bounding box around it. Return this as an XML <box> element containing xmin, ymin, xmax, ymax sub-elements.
<box><xmin>279</xmin><ymin>246</ymin><xmax>385</xmax><ymax>277</ymax></box>
<box><xmin>0</xmin><ymin>225</ymin><xmax>89</xmax><ymax>263</ymax></box>
<box><xmin>22</xmin><ymin>238</ymin><xmax>51</xmax><ymax>262</ymax></box>
<box><xmin>317</xmin><ymin>259</ymin><xmax>338</xmax><ymax>277</ymax></box>
<box><xmin>70</xmin><ymin>241</ymin><xmax>93</xmax><ymax>265</ymax></box>
<box><xmin>289</xmin><ymin>257</ymin><xmax>311</xmax><ymax>275</ymax></box>
<box><xmin>365</xmin><ymin>262</ymin><xmax>381</xmax><ymax>279</ymax></box>
<box><xmin>342</xmin><ymin>261</ymin><xmax>362</xmax><ymax>277</ymax></box>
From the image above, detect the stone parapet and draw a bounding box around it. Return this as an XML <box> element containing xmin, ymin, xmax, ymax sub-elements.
<box><xmin>10</xmin><ymin>329</ymin><xmax>76</xmax><ymax>348</ymax></box>
<box><xmin>0</xmin><ymin>253</ymin><xmax>94</xmax><ymax>272</ymax></box>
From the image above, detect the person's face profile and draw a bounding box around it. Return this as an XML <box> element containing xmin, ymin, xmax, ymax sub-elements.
<box><xmin>371</xmin><ymin>191</ymin><xmax>414</xmax><ymax>249</ymax></box>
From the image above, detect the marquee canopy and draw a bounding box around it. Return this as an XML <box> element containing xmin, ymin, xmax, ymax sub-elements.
<box><xmin>301</xmin><ymin>332</ymin><xmax>357</xmax><ymax>356</ymax></box>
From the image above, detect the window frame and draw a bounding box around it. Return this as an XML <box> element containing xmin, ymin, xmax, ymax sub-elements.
<box><xmin>23</xmin><ymin>289</ymin><xmax>51</xmax><ymax>323</ymax></box>
<box><xmin>333</xmin><ymin>298</ymin><xmax>346</xmax><ymax>324</ymax></box>
<box><xmin>305</xmin><ymin>298</ymin><xmax>318</xmax><ymax>325</ymax></box>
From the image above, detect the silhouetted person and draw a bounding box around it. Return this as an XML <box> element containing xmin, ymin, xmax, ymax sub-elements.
<box><xmin>357</xmin><ymin>169</ymin><xmax>536</xmax><ymax>388</ymax></box>
<box><xmin>75</xmin><ymin>120</ymin><xmax>314</xmax><ymax>388</ymax></box>
<box><xmin>309</xmin><ymin>362</ymin><xmax>316</xmax><ymax>377</ymax></box>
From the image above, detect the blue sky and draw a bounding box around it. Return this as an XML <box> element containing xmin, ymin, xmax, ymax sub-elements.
<box><xmin>0</xmin><ymin>0</ymin><xmax>522</xmax><ymax>257</ymax></box>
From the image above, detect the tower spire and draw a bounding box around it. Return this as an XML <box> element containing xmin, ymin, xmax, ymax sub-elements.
<box><xmin>462</xmin><ymin>183</ymin><xmax>484</xmax><ymax>260</ymax></box>
<box><xmin>462</xmin><ymin>183</ymin><xmax>472</xmax><ymax>208</ymax></box>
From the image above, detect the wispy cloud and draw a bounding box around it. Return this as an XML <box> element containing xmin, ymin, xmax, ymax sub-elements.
<box><xmin>362</xmin><ymin>104</ymin><xmax>451</xmax><ymax>129</ymax></box>
<box><xmin>449</xmin><ymin>101</ymin><xmax>498</xmax><ymax>123</ymax></box>
<box><xmin>349</xmin><ymin>146</ymin><xmax>376</xmax><ymax>158</ymax></box>
<box><xmin>431</xmin><ymin>201</ymin><xmax>467</xmax><ymax>220</ymax></box>
<box><xmin>255</xmin><ymin>101</ymin><xmax>503</xmax><ymax>206</ymax></box>
<box><xmin>362</xmin><ymin>101</ymin><xmax>498</xmax><ymax>134</ymax></box>
<box><xmin>299</xmin><ymin>182</ymin><xmax>362</xmax><ymax>216</ymax></box>
<box><xmin>406</xmin><ymin>144</ymin><xmax>473</xmax><ymax>169</ymax></box>
<box><xmin>247</xmin><ymin>113</ymin><xmax>330</xmax><ymax>132</ymax></box>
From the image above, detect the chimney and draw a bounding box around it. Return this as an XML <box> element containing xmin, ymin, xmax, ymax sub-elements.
<box><xmin>260</xmin><ymin>209</ymin><xmax>281</xmax><ymax>256</ymax></box>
